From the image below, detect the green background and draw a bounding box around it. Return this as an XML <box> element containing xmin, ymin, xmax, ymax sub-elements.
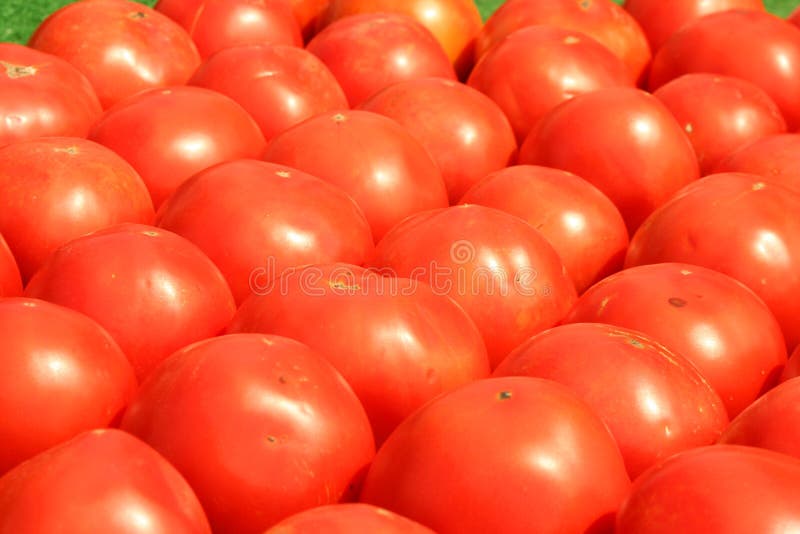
<box><xmin>2</xmin><ymin>0</ymin><xmax>799</xmax><ymax>45</ymax></box>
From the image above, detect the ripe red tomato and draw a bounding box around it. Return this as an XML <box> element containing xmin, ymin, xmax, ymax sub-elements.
<box><xmin>290</xmin><ymin>0</ymin><xmax>330</xmax><ymax>40</ymax></box>
<box><xmin>263</xmin><ymin>110</ymin><xmax>448</xmax><ymax>241</ymax></box>
<box><xmin>459</xmin><ymin>165</ymin><xmax>629</xmax><ymax>294</ymax></box>
<box><xmin>360</xmin><ymin>78</ymin><xmax>516</xmax><ymax>203</ymax></box>
<box><xmin>616</xmin><ymin>445</ymin><xmax>800</xmax><ymax>534</ymax></box>
<box><xmin>519</xmin><ymin>87</ymin><xmax>699</xmax><ymax>234</ymax></box>
<box><xmin>370</xmin><ymin>205</ymin><xmax>577</xmax><ymax>368</ymax></box>
<box><xmin>476</xmin><ymin>0</ymin><xmax>651</xmax><ymax>83</ymax></box>
<box><xmin>121</xmin><ymin>334</ymin><xmax>375</xmax><ymax>534</ymax></box>
<box><xmin>189</xmin><ymin>44</ymin><xmax>347</xmax><ymax>142</ymax></box>
<box><xmin>0</xmin><ymin>429</ymin><xmax>211</xmax><ymax>533</ymax></box>
<box><xmin>155</xmin><ymin>0</ymin><xmax>302</xmax><ymax>59</ymax></box>
<box><xmin>156</xmin><ymin>160</ymin><xmax>374</xmax><ymax>304</ymax></box>
<box><xmin>0</xmin><ymin>298</ymin><xmax>136</xmax><ymax>475</ymax></box>
<box><xmin>0</xmin><ymin>137</ymin><xmax>154</xmax><ymax>281</ymax></box>
<box><xmin>307</xmin><ymin>13</ymin><xmax>455</xmax><ymax>107</ymax></box>
<box><xmin>360</xmin><ymin>377</ymin><xmax>630</xmax><ymax>534</ymax></box>
<box><xmin>626</xmin><ymin>174</ymin><xmax>800</xmax><ymax>353</ymax></box>
<box><xmin>653</xmin><ymin>74</ymin><xmax>786</xmax><ymax>175</ymax></box>
<box><xmin>0</xmin><ymin>234</ymin><xmax>22</xmax><ymax>297</ymax></box>
<box><xmin>715</xmin><ymin>133</ymin><xmax>800</xmax><ymax>194</ymax></box>
<box><xmin>265</xmin><ymin>504</ymin><xmax>435</xmax><ymax>534</ymax></box>
<box><xmin>28</xmin><ymin>0</ymin><xmax>200</xmax><ymax>109</ymax></box>
<box><xmin>783</xmin><ymin>346</ymin><xmax>800</xmax><ymax>381</ymax></box>
<box><xmin>228</xmin><ymin>263</ymin><xmax>490</xmax><ymax>444</ymax></box>
<box><xmin>649</xmin><ymin>10</ymin><xmax>800</xmax><ymax>130</ymax></box>
<box><xmin>90</xmin><ymin>86</ymin><xmax>265</xmax><ymax>208</ymax></box>
<box><xmin>467</xmin><ymin>25</ymin><xmax>633</xmax><ymax>143</ymax></box>
<box><xmin>0</xmin><ymin>44</ymin><xmax>101</xmax><ymax>146</ymax></box>
<box><xmin>25</xmin><ymin>224</ymin><xmax>236</xmax><ymax>381</ymax></box>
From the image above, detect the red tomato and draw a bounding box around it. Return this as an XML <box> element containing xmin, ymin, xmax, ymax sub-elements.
<box><xmin>625</xmin><ymin>174</ymin><xmax>800</xmax><ymax>353</ymax></box>
<box><xmin>370</xmin><ymin>205</ymin><xmax>577</xmax><ymax>368</ymax></box>
<box><xmin>360</xmin><ymin>377</ymin><xmax>630</xmax><ymax>534</ymax></box>
<box><xmin>359</xmin><ymin>78</ymin><xmax>516</xmax><ymax>203</ymax></box>
<box><xmin>265</xmin><ymin>503</ymin><xmax>435</xmax><ymax>534</ymax></box>
<box><xmin>0</xmin><ymin>234</ymin><xmax>22</xmax><ymax>297</ymax></box>
<box><xmin>459</xmin><ymin>165</ymin><xmax>629</xmax><ymax>293</ymax></box>
<box><xmin>649</xmin><ymin>10</ymin><xmax>800</xmax><ymax>130</ymax></box>
<box><xmin>616</xmin><ymin>445</ymin><xmax>800</xmax><ymax>534</ymax></box>
<box><xmin>89</xmin><ymin>86</ymin><xmax>265</xmax><ymax>208</ymax></box>
<box><xmin>290</xmin><ymin>0</ymin><xmax>330</xmax><ymax>40</ymax></box>
<box><xmin>783</xmin><ymin>345</ymin><xmax>800</xmax><ymax>381</ymax></box>
<box><xmin>519</xmin><ymin>87</ymin><xmax>699</xmax><ymax>234</ymax></box>
<box><xmin>28</xmin><ymin>0</ymin><xmax>200</xmax><ymax>109</ymax></box>
<box><xmin>0</xmin><ymin>137</ymin><xmax>154</xmax><ymax>281</ymax></box>
<box><xmin>25</xmin><ymin>224</ymin><xmax>236</xmax><ymax>381</ymax></box>
<box><xmin>476</xmin><ymin>0</ymin><xmax>651</xmax><ymax>83</ymax></box>
<box><xmin>467</xmin><ymin>25</ymin><xmax>633</xmax><ymax>143</ymax></box>
<box><xmin>0</xmin><ymin>44</ymin><xmax>101</xmax><ymax>146</ymax></box>
<box><xmin>228</xmin><ymin>263</ymin><xmax>490</xmax><ymax>444</ymax></box>
<box><xmin>155</xmin><ymin>0</ymin><xmax>302</xmax><ymax>59</ymax></box>
<box><xmin>156</xmin><ymin>160</ymin><xmax>374</xmax><ymax>304</ymax></box>
<box><xmin>0</xmin><ymin>429</ymin><xmax>211</xmax><ymax>533</ymax></box>
<box><xmin>263</xmin><ymin>110</ymin><xmax>447</xmax><ymax>241</ymax></box>
<box><xmin>494</xmin><ymin>323</ymin><xmax>728</xmax><ymax>479</ymax></box>
<box><xmin>654</xmin><ymin>74</ymin><xmax>786</xmax><ymax>175</ymax></box>
<box><xmin>189</xmin><ymin>44</ymin><xmax>347</xmax><ymax>142</ymax></box>
<box><xmin>715</xmin><ymin>133</ymin><xmax>800</xmax><ymax>194</ymax></box>
<box><xmin>121</xmin><ymin>334</ymin><xmax>375</xmax><ymax>534</ymax></box>
<box><xmin>563</xmin><ymin>263</ymin><xmax>787</xmax><ymax>417</ymax></box>
<box><xmin>307</xmin><ymin>13</ymin><xmax>455</xmax><ymax>107</ymax></box>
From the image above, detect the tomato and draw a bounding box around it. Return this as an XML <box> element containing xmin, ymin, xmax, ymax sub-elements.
<box><xmin>625</xmin><ymin>174</ymin><xmax>800</xmax><ymax>353</ymax></box>
<box><xmin>155</xmin><ymin>0</ymin><xmax>302</xmax><ymax>59</ymax></box>
<box><xmin>360</xmin><ymin>377</ymin><xmax>630</xmax><ymax>534</ymax></box>
<box><xmin>307</xmin><ymin>14</ymin><xmax>455</xmax><ymax>107</ymax></box>
<box><xmin>714</xmin><ymin>134</ymin><xmax>800</xmax><ymax>194</ymax></box>
<box><xmin>0</xmin><ymin>234</ymin><xmax>22</xmax><ymax>297</ymax></box>
<box><xmin>0</xmin><ymin>137</ymin><xmax>154</xmax><ymax>282</ymax></box>
<box><xmin>156</xmin><ymin>160</ymin><xmax>373</xmax><ymax>304</ymax></box>
<box><xmin>783</xmin><ymin>345</ymin><xmax>800</xmax><ymax>382</ymax></box>
<box><xmin>476</xmin><ymin>0</ymin><xmax>651</xmax><ymax>83</ymax></box>
<box><xmin>228</xmin><ymin>263</ymin><xmax>490</xmax><ymax>444</ymax></box>
<box><xmin>263</xmin><ymin>110</ymin><xmax>448</xmax><ymax>241</ymax></box>
<box><xmin>653</xmin><ymin>74</ymin><xmax>786</xmax><ymax>175</ymax></box>
<box><xmin>28</xmin><ymin>0</ymin><xmax>200</xmax><ymax>109</ymax></box>
<box><xmin>189</xmin><ymin>44</ymin><xmax>347</xmax><ymax>142</ymax></box>
<box><xmin>0</xmin><ymin>44</ymin><xmax>101</xmax><ymax>146</ymax></box>
<box><xmin>649</xmin><ymin>10</ymin><xmax>800</xmax><ymax>130</ymax></box>
<box><xmin>121</xmin><ymin>334</ymin><xmax>375</xmax><ymax>534</ymax></box>
<box><xmin>25</xmin><ymin>224</ymin><xmax>235</xmax><ymax>381</ymax></box>
<box><xmin>290</xmin><ymin>0</ymin><xmax>330</xmax><ymax>40</ymax></box>
<box><xmin>616</xmin><ymin>445</ymin><xmax>800</xmax><ymax>534</ymax></box>
<box><xmin>519</xmin><ymin>87</ymin><xmax>699</xmax><ymax>234</ymax></box>
<box><xmin>459</xmin><ymin>165</ymin><xmax>628</xmax><ymax>294</ymax></box>
<box><xmin>89</xmin><ymin>86</ymin><xmax>265</xmax><ymax>208</ymax></box>
<box><xmin>0</xmin><ymin>429</ymin><xmax>211</xmax><ymax>533</ymax></box>
<box><xmin>359</xmin><ymin>78</ymin><xmax>516</xmax><ymax>203</ymax></box>
<box><xmin>265</xmin><ymin>503</ymin><xmax>435</xmax><ymax>534</ymax></box>
<box><xmin>370</xmin><ymin>205</ymin><xmax>577</xmax><ymax>368</ymax></box>
<box><xmin>467</xmin><ymin>25</ymin><xmax>633</xmax><ymax>143</ymax></box>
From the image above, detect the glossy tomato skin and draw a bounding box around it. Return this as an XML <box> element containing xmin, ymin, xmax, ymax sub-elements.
<box><xmin>0</xmin><ymin>44</ymin><xmax>101</xmax><ymax>146</ymax></box>
<box><xmin>0</xmin><ymin>429</ymin><xmax>211</xmax><ymax>533</ymax></box>
<box><xmin>121</xmin><ymin>334</ymin><xmax>375</xmax><ymax>534</ymax></box>
<box><xmin>90</xmin><ymin>86</ymin><xmax>265</xmax><ymax>208</ymax></box>
<box><xmin>263</xmin><ymin>110</ymin><xmax>448</xmax><ymax>242</ymax></box>
<box><xmin>715</xmin><ymin>134</ymin><xmax>800</xmax><ymax>194</ymax></box>
<box><xmin>649</xmin><ymin>10</ymin><xmax>800</xmax><ymax>130</ymax></box>
<box><xmin>24</xmin><ymin>224</ymin><xmax>236</xmax><ymax>382</ymax></box>
<box><xmin>520</xmin><ymin>88</ymin><xmax>699</xmax><ymax>234</ymax></box>
<box><xmin>360</xmin><ymin>377</ymin><xmax>630</xmax><ymax>534</ymax></box>
<box><xmin>563</xmin><ymin>263</ymin><xmax>787</xmax><ymax>417</ymax></box>
<box><xmin>189</xmin><ymin>44</ymin><xmax>347</xmax><ymax>142</ymax></box>
<box><xmin>0</xmin><ymin>234</ymin><xmax>22</xmax><ymax>297</ymax></box>
<box><xmin>359</xmin><ymin>78</ymin><xmax>516</xmax><ymax>203</ymax></box>
<box><xmin>467</xmin><ymin>25</ymin><xmax>633</xmax><ymax>143</ymax></box>
<box><xmin>459</xmin><ymin>165</ymin><xmax>629</xmax><ymax>294</ymax></box>
<box><xmin>307</xmin><ymin>13</ymin><xmax>455</xmax><ymax>107</ymax></box>
<box><xmin>625</xmin><ymin>174</ymin><xmax>800</xmax><ymax>353</ymax></box>
<box><xmin>28</xmin><ymin>0</ymin><xmax>200</xmax><ymax>109</ymax></box>
<box><xmin>156</xmin><ymin>160</ymin><xmax>374</xmax><ymax>304</ymax></box>
<box><xmin>371</xmin><ymin>205</ymin><xmax>577</xmax><ymax>368</ymax></box>
<box><xmin>616</xmin><ymin>445</ymin><xmax>800</xmax><ymax>534</ymax></box>
<box><xmin>265</xmin><ymin>503</ymin><xmax>435</xmax><ymax>534</ymax></box>
<box><xmin>228</xmin><ymin>264</ymin><xmax>490</xmax><ymax>444</ymax></box>
<box><xmin>0</xmin><ymin>137</ymin><xmax>154</xmax><ymax>281</ymax></box>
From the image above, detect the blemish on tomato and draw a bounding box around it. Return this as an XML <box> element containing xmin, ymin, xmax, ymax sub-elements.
<box><xmin>1</xmin><ymin>61</ymin><xmax>37</xmax><ymax>79</ymax></box>
<box><xmin>497</xmin><ymin>391</ymin><xmax>512</xmax><ymax>400</ymax></box>
<box><xmin>752</xmin><ymin>182</ymin><xmax>765</xmax><ymax>191</ymax></box>
<box><xmin>332</xmin><ymin>113</ymin><xmax>347</xmax><ymax>123</ymax></box>
<box><xmin>128</xmin><ymin>11</ymin><xmax>146</xmax><ymax>20</ymax></box>
<box><xmin>668</xmin><ymin>297</ymin><xmax>688</xmax><ymax>307</ymax></box>
<box><xmin>563</xmin><ymin>36</ymin><xmax>581</xmax><ymax>45</ymax></box>
<box><xmin>275</xmin><ymin>170</ymin><xmax>291</xmax><ymax>178</ymax></box>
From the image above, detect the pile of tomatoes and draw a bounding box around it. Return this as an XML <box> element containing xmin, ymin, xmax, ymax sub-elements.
<box><xmin>2</xmin><ymin>0</ymin><xmax>800</xmax><ymax>532</ymax></box>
